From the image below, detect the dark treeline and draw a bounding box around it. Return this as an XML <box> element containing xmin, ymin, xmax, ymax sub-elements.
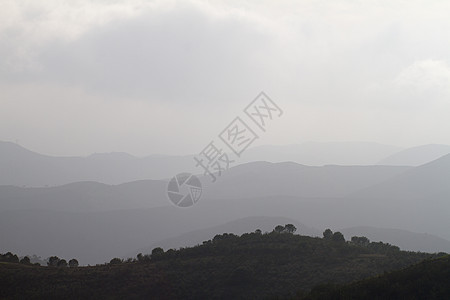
<box><xmin>0</xmin><ymin>252</ymin><xmax>78</xmax><ymax>268</ymax></box>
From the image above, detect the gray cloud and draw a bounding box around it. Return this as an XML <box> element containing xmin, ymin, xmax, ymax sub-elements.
<box><xmin>2</xmin><ymin>0</ymin><xmax>450</xmax><ymax>155</ymax></box>
<box><xmin>5</xmin><ymin>2</ymin><xmax>284</xmax><ymax>106</ymax></box>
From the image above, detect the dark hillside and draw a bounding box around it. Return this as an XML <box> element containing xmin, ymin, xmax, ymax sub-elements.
<box><xmin>0</xmin><ymin>228</ymin><xmax>442</xmax><ymax>299</ymax></box>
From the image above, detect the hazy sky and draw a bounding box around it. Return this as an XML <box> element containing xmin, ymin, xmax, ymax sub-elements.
<box><xmin>1</xmin><ymin>0</ymin><xmax>450</xmax><ymax>156</ymax></box>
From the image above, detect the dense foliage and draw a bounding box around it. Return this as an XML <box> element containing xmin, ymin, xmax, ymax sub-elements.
<box><xmin>300</xmin><ymin>254</ymin><xmax>450</xmax><ymax>299</ymax></box>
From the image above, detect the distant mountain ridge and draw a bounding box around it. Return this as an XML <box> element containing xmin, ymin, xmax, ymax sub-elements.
<box><xmin>0</xmin><ymin>141</ymin><xmax>197</xmax><ymax>186</ymax></box>
<box><xmin>0</xmin><ymin>141</ymin><xmax>404</xmax><ymax>187</ymax></box>
<box><xmin>0</xmin><ymin>180</ymin><xmax>168</xmax><ymax>212</ymax></box>
<box><xmin>2</xmin><ymin>141</ymin><xmax>450</xmax><ymax>187</ymax></box>
<box><xmin>203</xmin><ymin>161</ymin><xmax>410</xmax><ymax>199</ymax></box>
<box><xmin>0</xmin><ymin>161</ymin><xmax>411</xmax><ymax>212</ymax></box>
<box><xmin>353</xmin><ymin>153</ymin><xmax>450</xmax><ymax>200</ymax></box>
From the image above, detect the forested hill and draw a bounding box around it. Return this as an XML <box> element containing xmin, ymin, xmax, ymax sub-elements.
<box><xmin>0</xmin><ymin>227</ymin><xmax>446</xmax><ymax>299</ymax></box>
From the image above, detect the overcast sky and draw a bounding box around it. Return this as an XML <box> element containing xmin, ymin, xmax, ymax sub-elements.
<box><xmin>1</xmin><ymin>0</ymin><xmax>450</xmax><ymax>156</ymax></box>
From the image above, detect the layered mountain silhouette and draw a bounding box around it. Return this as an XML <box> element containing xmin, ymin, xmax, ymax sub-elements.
<box><xmin>0</xmin><ymin>141</ymin><xmax>196</xmax><ymax>186</ymax></box>
<box><xmin>202</xmin><ymin>161</ymin><xmax>410</xmax><ymax>199</ymax></box>
<box><xmin>3</xmin><ymin>140</ymin><xmax>448</xmax><ymax>188</ymax></box>
<box><xmin>0</xmin><ymin>161</ymin><xmax>410</xmax><ymax>212</ymax></box>
<box><xmin>0</xmin><ymin>180</ymin><xmax>167</xmax><ymax>212</ymax></box>
<box><xmin>2</xmin><ymin>141</ymin><xmax>450</xmax><ymax>264</ymax></box>
<box><xmin>2</xmin><ymin>153</ymin><xmax>450</xmax><ymax>264</ymax></box>
<box><xmin>0</xmin><ymin>141</ymin><xmax>405</xmax><ymax>187</ymax></box>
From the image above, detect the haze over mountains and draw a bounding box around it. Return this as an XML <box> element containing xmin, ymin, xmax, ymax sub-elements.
<box><xmin>3</xmin><ymin>1</ymin><xmax>450</xmax><ymax>298</ymax></box>
<box><xmin>1</xmin><ymin>140</ymin><xmax>450</xmax><ymax>264</ymax></box>
<box><xmin>0</xmin><ymin>160</ymin><xmax>408</xmax><ymax>213</ymax></box>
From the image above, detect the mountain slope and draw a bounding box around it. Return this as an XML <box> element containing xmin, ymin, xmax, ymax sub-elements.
<box><xmin>0</xmin><ymin>180</ymin><xmax>168</xmax><ymax>212</ymax></box>
<box><xmin>204</xmin><ymin>161</ymin><xmax>410</xmax><ymax>199</ymax></box>
<box><xmin>0</xmin><ymin>141</ymin><xmax>196</xmax><ymax>186</ymax></box>
<box><xmin>354</xmin><ymin>153</ymin><xmax>450</xmax><ymax>200</ymax></box>
<box><xmin>241</xmin><ymin>141</ymin><xmax>402</xmax><ymax>166</ymax></box>
<box><xmin>344</xmin><ymin>153</ymin><xmax>450</xmax><ymax>240</ymax></box>
<box><xmin>378</xmin><ymin>144</ymin><xmax>450</xmax><ymax>166</ymax></box>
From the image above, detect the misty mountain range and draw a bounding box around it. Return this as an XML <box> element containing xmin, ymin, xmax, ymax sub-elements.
<box><xmin>0</xmin><ymin>143</ymin><xmax>450</xmax><ymax>264</ymax></box>
<box><xmin>0</xmin><ymin>141</ymin><xmax>195</xmax><ymax>187</ymax></box>
<box><xmin>2</xmin><ymin>141</ymin><xmax>449</xmax><ymax>187</ymax></box>
<box><xmin>1</xmin><ymin>141</ymin><xmax>450</xmax><ymax>264</ymax></box>
<box><xmin>0</xmin><ymin>162</ymin><xmax>410</xmax><ymax>213</ymax></box>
